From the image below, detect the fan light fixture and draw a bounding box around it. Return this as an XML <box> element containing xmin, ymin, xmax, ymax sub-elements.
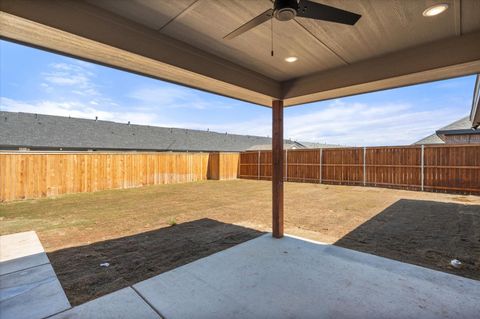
<box><xmin>285</xmin><ymin>56</ymin><xmax>298</xmax><ymax>63</ymax></box>
<box><xmin>422</xmin><ymin>3</ymin><xmax>448</xmax><ymax>17</ymax></box>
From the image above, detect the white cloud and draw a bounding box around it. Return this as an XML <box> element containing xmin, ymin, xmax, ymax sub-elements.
<box><xmin>2</xmin><ymin>60</ymin><xmax>167</xmax><ymax>126</ymax></box>
<box><xmin>149</xmin><ymin>100</ymin><xmax>463</xmax><ymax>146</ymax></box>
<box><xmin>45</xmin><ymin>75</ymin><xmax>87</xmax><ymax>86</ymax></box>
<box><xmin>284</xmin><ymin>100</ymin><xmax>460</xmax><ymax>146</ymax></box>
<box><xmin>42</xmin><ymin>62</ymin><xmax>99</xmax><ymax>96</ymax></box>
<box><xmin>0</xmin><ymin>97</ymin><xmax>159</xmax><ymax>126</ymax></box>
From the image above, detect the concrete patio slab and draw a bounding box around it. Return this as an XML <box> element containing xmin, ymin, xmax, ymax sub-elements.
<box><xmin>0</xmin><ymin>263</ymin><xmax>70</xmax><ymax>319</ymax></box>
<box><xmin>0</xmin><ymin>231</ymin><xmax>49</xmax><ymax>275</ymax></box>
<box><xmin>50</xmin><ymin>287</ymin><xmax>161</xmax><ymax>319</ymax></box>
<box><xmin>134</xmin><ymin>234</ymin><xmax>480</xmax><ymax>319</ymax></box>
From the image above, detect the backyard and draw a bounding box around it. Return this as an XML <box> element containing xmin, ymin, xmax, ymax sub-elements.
<box><xmin>1</xmin><ymin>179</ymin><xmax>479</xmax><ymax>306</ymax></box>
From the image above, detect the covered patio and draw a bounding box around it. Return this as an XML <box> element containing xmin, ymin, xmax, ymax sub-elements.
<box><xmin>3</xmin><ymin>230</ymin><xmax>479</xmax><ymax>318</ymax></box>
<box><xmin>1</xmin><ymin>0</ymin><xmax>480</xmax><ymax>318</ymax></box>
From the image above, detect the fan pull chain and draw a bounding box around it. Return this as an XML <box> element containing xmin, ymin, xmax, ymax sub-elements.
<box><xmin>271</xmin><ymin>16</ymin><xmax>274</xmax><ymax>57</ymax></box>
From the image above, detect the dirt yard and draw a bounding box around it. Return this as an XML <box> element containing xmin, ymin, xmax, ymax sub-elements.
<box><xmin>1</xmin><ymin>179</ymin><xmax>479</xmax><ymax>305</ymax></box>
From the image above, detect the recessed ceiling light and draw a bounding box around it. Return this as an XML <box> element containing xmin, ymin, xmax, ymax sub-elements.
<box><xmin>422</xmin><ymin>3</ymin><xmax>448</xmax><ymax>17</ymax></box>
<box><xmin>285</xmin><ymin>56</ymin><xmax>298</xmax><ymax>63</ymax></box>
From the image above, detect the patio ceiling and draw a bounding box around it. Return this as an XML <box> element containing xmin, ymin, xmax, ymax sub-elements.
<box><xmin>1</xmin><ymin>0</ymin><xmax>480</xmax><ymax>107</ymax></box>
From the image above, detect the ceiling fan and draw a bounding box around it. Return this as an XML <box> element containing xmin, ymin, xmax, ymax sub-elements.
<box><xmin>224</xmin><ymin>0</ymin><xmax>361</xmax><ymax>40</ymax></box>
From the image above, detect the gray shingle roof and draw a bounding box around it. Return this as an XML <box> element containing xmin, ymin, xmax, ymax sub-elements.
<box><xmin>299</xmin><ymin>142</ymin><xmax>343</xmax><ymax>149</ymax></box>
<box><xmin>413</xmin><ymin>133</ymin><xmax>444</xmax><ymax>145</ymax></box>
<box><xmin>437</xmin><ymin>116</ymin><xmax>472</xmax><ymax>131</ymax></box>
<box><xmin>413</xmin><ymin>116</ymin><xmax>473</xmax><ymax>145</ymax></box>
<box><xmin>0</xmin><ymin>111</ymin><xmax>280</xmax><ymax>152</ymax></box>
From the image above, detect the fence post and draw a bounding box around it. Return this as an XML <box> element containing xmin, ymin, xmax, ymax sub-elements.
<box><xmin>285</xmin><ymin>149</ymin><xmax>288</xmax><ymax>182</ymax></box>
<box><xmin>421</xmin><ymin>145</ymin><xmax>425</xmax><ymax>191</ymax></box>
<box><xmin>363</xmin><ymin>147</ymin><xmax>366</xmax><ymax>186</ymax></box>
<box><xmin>319</xmin><ymin>148</ymin><xmax>323</xmax><ymax>184</ymax></box>
<box><xmin>257</xmin><ymin>151</ymin><xmax>261</xmax><ymax>180</ymax></box>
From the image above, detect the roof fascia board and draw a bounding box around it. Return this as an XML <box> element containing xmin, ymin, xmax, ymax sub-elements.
<box><xmin>0</xmin><ymin>0</ymin><xmax>281</xmax><ymax>106</ymax></box>
<box><xmin>436</xmin><ymin>129</ymin><xmax>480</xmax><ymax>135</ymax></box>
<box><xmin>282</xmin><ymin>31</ymin><xmax>480</xmax><ymax>106</ymax></box>
<box><xmin>471</xmin><ymin>74</ymin><xmax>480</xmax><ymax>127</ymax></box>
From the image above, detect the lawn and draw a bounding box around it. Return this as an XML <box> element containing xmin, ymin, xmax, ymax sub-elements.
<box><xmin>1</xmin><ymin>179</ymin><xmax>479</xmax><ymax>305</ymax></box>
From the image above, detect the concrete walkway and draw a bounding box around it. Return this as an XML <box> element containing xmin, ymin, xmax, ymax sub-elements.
<box><xmin>50</xmin><ymin>287</ymin><xmax>161</xmax><ymax>319</ymax></box>
<box><xmin>0</xmin><ymin>231</ymin><xmax>161</xmax><ymax>319</ymax></box>
<box><xmin>0</xmin><ymin>231</ymin><xmax>70</xmax><ymax>319</ymax></box>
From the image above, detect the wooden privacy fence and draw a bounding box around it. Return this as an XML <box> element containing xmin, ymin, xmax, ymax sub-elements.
<box><xmin>207</xmin><ymin>152</ymin><xmax>240</xmax><ymax>180</ymax></box>
<box><xmin>239</xmin><ymin>144</ymin><xmax>480</xmax><ymax>195</ymax></box>
<box><xmin>0</xmin><ymin>152</ymin><xmax>239</xmax><ymax>202</ymax></box>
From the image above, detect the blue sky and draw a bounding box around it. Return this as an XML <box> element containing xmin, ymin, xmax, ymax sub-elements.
<box><xmin>0</xmin><ymin>39</ymin><xmax>476</xmax><ymax>146</ymax></box>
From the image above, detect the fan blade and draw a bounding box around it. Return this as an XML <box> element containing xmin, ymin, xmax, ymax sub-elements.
<box><xmin>224</xmin><ymin>9</ymin><xmax>274</xmax><ymax>40</ymax></box>
<box><xmin>297</xmin><ymin>0</ymin><xmax>361</xmax><ymax>25</ymax></box>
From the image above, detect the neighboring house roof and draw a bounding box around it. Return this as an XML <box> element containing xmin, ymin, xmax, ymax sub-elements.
<box><xmin>437</xmin><ymin>116</ymin><xmax>473</xmax><ymax>131</ymax></box>
<box><xmin>300</xmin><ymin>142</ymin><xmax>344</xmax><ymax>149</ymax></box>
<box><xmin>0</xmin><ymin>111</ymin><xmax>276</xmax><ymax>152</ymax></box>
<box><xmin>246</xmin><ymin>143</ymin><xmax>304</xmax><ymax>151</ymax></box>
<box><xmin>414</xmin><ymin>133</ymin><xmax>444</xmax><ymax>145</ymax></box>
<box><xmin>415</xmin><ymin>73</ymin><xmax>480</xmax><ymax>145</ymax></box>
<box><xmin>0</xmin><ymin>111</ymin><xmax>334</xmax><ymax>152</ymax></box>
<box><xmin>413</xmin><ymin>116</ymin><xmax>477</xmax><ymax>144</ymax></box>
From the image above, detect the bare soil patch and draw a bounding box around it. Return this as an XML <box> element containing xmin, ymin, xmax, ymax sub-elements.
<box><xmin>1</xmin><ymin>179</ymin><xmax>479</xmax><ymax>305</ymax></box>
<box><xmin>335</xmin><ymin>199</ymin><xmax>480</xmax><ymax>280</ymax></box>
<box><xmin>48</xmin><ymin>219</ymin><xmax>262</xmax><ymax>305</ymax></box>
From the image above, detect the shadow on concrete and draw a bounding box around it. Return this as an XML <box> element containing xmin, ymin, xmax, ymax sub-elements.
<box><xmin>335</xmin><ymin>199</ymin><xmax>480</xmax><ymax>281</ymax></box>
<box><xmin>48</xmin><ymin>218</ymin><xmax>264</xmax><ymax>306</ymax></box>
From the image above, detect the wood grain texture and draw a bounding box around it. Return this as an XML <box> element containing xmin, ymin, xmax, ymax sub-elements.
<box><xmin>207</xmin><ymin>152</ymin><xmax>239</xmax><ymax>181</ymax></box>
<box><xmin>0</xmin><ymin>152</ymin><xmax>238</xmax><ymax>202</ymax></box>
<box><xmin>239</xmin><ymin>145</ymin><xmax>480</xmax><ymax>195</ymax></box>
<box><xmin>272</xmin><ymin>100</ymin><xmax>284</xmax><ymax>238</ymax></box>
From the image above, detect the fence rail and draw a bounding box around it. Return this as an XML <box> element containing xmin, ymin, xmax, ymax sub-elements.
<box><xmin>239</xmin><ymin>144</ymin><xmax>480</xmax><ymax>195</ymax></box>
<box><xmin>0</xmin><ymin>152</ymin><xmax>238</xmax><ymax>202</ymax></box>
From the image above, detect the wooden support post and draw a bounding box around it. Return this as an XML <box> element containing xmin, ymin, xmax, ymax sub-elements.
<box><xmin>272</xmin><ymin>100</ymin><xmax>284</xmax><ymax>238</ymax></box>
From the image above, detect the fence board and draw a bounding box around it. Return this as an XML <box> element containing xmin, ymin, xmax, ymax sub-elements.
<box><xmin>0</xmin><ymin>152</ymin><xmax>238</xmax><ymax>201</ymax></box>
<box><xmin>239</xmin><ymin>145</ymin><xmax>480</xmax><ymax>195</ymax></box>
